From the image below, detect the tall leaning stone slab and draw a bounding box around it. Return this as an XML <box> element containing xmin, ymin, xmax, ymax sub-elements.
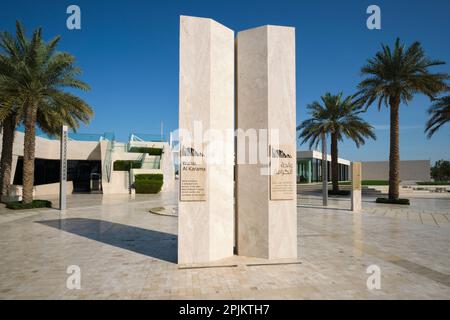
<box><xmin>178</xmin><ymin>16</ymin><xmax>234</xmax><ymax>264</ymax></box>
<box><xmin>351</xmin><ymin>162</ymin><xmax>362</xmax><ymax>212</ymax></box>
<box><xmin>236</xmin><ymin>26</ymin><xmax>297</xmax><ymax>259</ymax></box>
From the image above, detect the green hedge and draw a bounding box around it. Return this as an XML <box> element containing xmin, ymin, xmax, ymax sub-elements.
<box><xmin>363</xmin><ymin>180</ymin><xmax>391</xmax><ymax>186</ymax></box>
<box><xmin>328</xmin><ymin>190</ymin><xmax>351</xmax><ymax>196</ymax></box>
<box><xmin>340</xmin><ymin>180</ymin><xmax>391</xmax><ymax>186</ymax></box>
<box><xmin>128</xmin><ymin>147</ymin><xmax>163</xmax><ymax>156</ymax></box>
<box><xmin>113</xmin><ymin>160</ymin><xmax>142</xmax><ymax>171</ymax></box>
<box><xmin>135</xmin><ymin>179</ymin><xmax>163</xmax><ymax>194</ymax></box>
<box><xmin>134</xmin><ymin>174</ymin><xmax>164</xmax><ymax>194</ymax></box>
<box><xmin>6</xmin><ymin>200</ymin><xmax>52</xmax><ymax>210</ymax></box>
<box><xmin>376</xmin><ymin>198</ymin><xmax>410</xmax><ymax>205</ymax></box>
<box><xmin>135</xmin><ymin>173</ymin><xmax>163</xmax><ymax>181</ymax></box>
<box><xmin>417</xmin><ymin>181</ymin><xmax>449</xmax><ymax>185</ymax></box>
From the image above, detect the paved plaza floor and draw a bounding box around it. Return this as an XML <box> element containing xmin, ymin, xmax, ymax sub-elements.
<box><xmin>0</xmin><ymin>191</ymin><xmax>449</xmax><ymax>299</ymax></box>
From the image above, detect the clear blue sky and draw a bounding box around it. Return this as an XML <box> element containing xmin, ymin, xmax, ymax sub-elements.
<box><xmin>1</xmin><ymin>0</ymin><xmax>449</xmax><ymax>163</ymax></box>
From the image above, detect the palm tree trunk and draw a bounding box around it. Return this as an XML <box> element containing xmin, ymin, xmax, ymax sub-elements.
<box><xmin>331</xmin><ymin>132</ymin><xmax>339</xmax><ymax>193</ymax></box>
<box><xmin>22</xmin><ymin>104</ymin><xmax>38</xmax><ymax>204</ymax></box>
<box><xmin>389</xmin><ymin>98</ymin><xmax>400</xmax><ymax>200</ymax></box>
<box><xmin>0</xmin><ymin>115</ymin><xmax>16</xmax><ymax>202</ymax></box>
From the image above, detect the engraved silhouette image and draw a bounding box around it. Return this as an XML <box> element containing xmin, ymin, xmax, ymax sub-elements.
<box><xmin>182</xmin><ymin>146</ymin><xmax>205</xmax><ymax>157</ymax></box>
<box><xmin>271</xmin><ymin>148</ymin><xmax>292</xmax><ymax>158</ymax></box>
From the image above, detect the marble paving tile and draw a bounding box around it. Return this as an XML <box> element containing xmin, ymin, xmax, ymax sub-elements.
<box><xmin>0</xmin><ymin>192</ymin><xmax>449</xmax><ymax>299</ymax></box>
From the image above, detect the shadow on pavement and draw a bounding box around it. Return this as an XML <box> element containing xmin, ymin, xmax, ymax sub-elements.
<box><xmin>37</xmin><ymin>218</ymin><xmax>177</xmax><ymax>263</ymax></box>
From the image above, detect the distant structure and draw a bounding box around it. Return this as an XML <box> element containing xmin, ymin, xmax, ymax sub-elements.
<box><xmin>0</xmin><ymin>131</ymin><xmax>175</xmax><ymax>200</ymax></box>
<box><xmin>361</xmin><ymin>160</ymin><xmax>431</xmax><ymax>182</ymax></box>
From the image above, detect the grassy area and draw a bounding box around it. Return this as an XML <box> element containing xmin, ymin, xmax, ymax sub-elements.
<box><xmin>340</xmin><ymin>180</ymin><xmax>390</xmax><ymax>186</ymax></box>
<box><xmin>6</xmin><ymin>200</ymin><xmax>52</xmax><ymax>210</ymax></box>
<box><xmin>416</xmin><ymin>181</ymin><xmax>449</xmax><ymax>185</ymax></box>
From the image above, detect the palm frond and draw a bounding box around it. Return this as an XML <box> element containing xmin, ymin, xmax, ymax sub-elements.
<box><xmin>425</xmin><ymin>95</ymin><xmax>450</xmax><ymax>138</ymax></box>
<box><xmin>0</xmin><ymin>20</ymin><xmax>93</xmax><ymax>136</ymax></box>
<box><xmin>297</xmin><ymin>93</ymin><xmax>376</xmax><ymax>150</ymax></box>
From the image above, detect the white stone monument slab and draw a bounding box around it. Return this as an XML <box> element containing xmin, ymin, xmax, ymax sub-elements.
<box><xmin>59</xmin><ymin>125</ymin><xmax>68</xmax><ymax>211</ymax></box>
<box><xmin>178</xmin><ymin>16</ymin><xmax>234</xmax><ymax>264</ymax></box>
<box><xmin>351</xmin><ymin>162</ymin><xmax>362</xmax><ymax>212</ymax></box>
<box><xmin>236</xmin><ymin>25</ymin><xmax>297</xmax><ymax>259</ymax></box>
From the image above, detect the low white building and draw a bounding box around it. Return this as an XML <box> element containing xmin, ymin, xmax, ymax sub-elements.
<box><xmin>0</xmin><ymin>131</ymin><xmax>175</xmax><ymax>198</ymax></box>
<box><xmin>297</xmin><ymin>150</ymin><xmax>431</xmax><ymax>183</ymax></box>
<box><xmin>297</xmin><ymin>150</ymin><xmax>351</xmax><ymax>183</ymax></box>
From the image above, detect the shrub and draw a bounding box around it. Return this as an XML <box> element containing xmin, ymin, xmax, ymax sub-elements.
<box><xmin>113</xmin><ymin>160</ymin><xmax>142</xmax><ymax>171</ymax></box>
<box><xmin>362</xmin><ymin>180</ymin><xmax>391</xmax><ymax>186</ymax></box>
<box><xmin>430</xmin><ymin>160</ymin><xmax>450</xmax><ymax>181</ymax></box>
<box><xmin>328</xmin><ymin>190</ymin><xmax>351</xmax><ymax>196</ymax></box>
<box><xmin>135</xmin><ymin>173</ymin><xmax>163</xmax><ymax>181</ymax></box>
<box><xmin>417</xmin><ymin>181</ymin><xmax>449</xmax><ymax>185</ymax></box>
<box><xmin>134</xmin><ymin>174</ymin><xmax>164</xmax><ymax>194</ymax></box>
<box><xmin>340</xmin><ymin>180</ymin><xmax>390</xmax><ymax>186</ymax></box>
<box><xmin>128</xmin><ymin>147</ymin><xmax>163</xmax><ymax>156</ymax></box>
<box><xmin>6</xmin><ymin>200</ymin><xmax>52</xmax><ymax>210</ymax></box>
<box><xmin>376</xmin><ymin>198</ymin><xmax>410</xmax><ymax>205</ymax></box>
<box><xmin>135</xmin><ymin>179</ymin><xmax>163</xmax><ymax>194</ymax></box>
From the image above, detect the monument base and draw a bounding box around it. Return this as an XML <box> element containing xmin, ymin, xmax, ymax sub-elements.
<box><xmin>351</xmin><ymin>190</ymin><xmax>362</xmax><ymax>212</ymax></box>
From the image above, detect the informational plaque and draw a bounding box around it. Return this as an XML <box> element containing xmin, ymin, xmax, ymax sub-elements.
<box><xmin>270</xmin><ymin>144</ymin><xmax>295</xmax><ymax>200</ymax></box>
<box><xmin>352</xmin><ymin>162</ymin><xmax>362</xmax><ymax>191</ymax></box>
<box><xmin>179</xmin><ymin>145</ymin><xmax>207</xmax><ymax>201</ymax></box>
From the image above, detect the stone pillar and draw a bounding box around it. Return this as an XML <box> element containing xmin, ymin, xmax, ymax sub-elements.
<box><xmin>59</xmin><ymin>125</ymin><xmax>68</xmax><ymax>211</ymax></box>
<box><xmin>178</xmin><ymin>16</ymin><xmax>234</xmax><ymax>264</ymax></box>
<box><xmin>321</xmin><ymin>133</ymin><xmax>328</xmax><ymax>206</ymax></box>
<box><xmin>307</xmin><ymin>160</ymin><xmax>312</xmax><ymax>183</ymax></box>
<box><xmin>236</xmin><ymin>25</ymin><xmax>297</xmax><ymax>260</ymax></box>
<box><xmin>351</xmin><ymin>162</ymin><xmax>362</xmax><ymax>212</ymax></box>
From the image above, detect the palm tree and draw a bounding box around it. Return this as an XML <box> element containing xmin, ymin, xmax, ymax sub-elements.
<box><xmin>297</xmin><ymin>93</ymin><xmax>376</xmax><ymax>193</ymax></box>
<box><xmin>0</xmin><ymin>110</ymin><xmax>19</xmax><ymax>201</ymax></box>
<box><xmin>356</xmin><ymin>38</ymin><xmax>448</xmax><ymax>200</ymax></box>
<box><xmin>425</xmin><ymin>95</ymin><xmax>450</xmax><ymax>138</ymax></box>
<box><xmin>0</xmin><ymin>26</ymin><xmax>23</xmax><ymax>201</ymax></box>
<box><xmin>0</xmin><ymin>21</ymin><xmax>93</xmax><ymax>204</ymax></box>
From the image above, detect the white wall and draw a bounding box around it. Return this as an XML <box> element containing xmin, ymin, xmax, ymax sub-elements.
<box><xmin>8</xmin><ymin>181</ymin><xmax>74</xmax><ymax>200</ymax></box>
<box><xmin>7</xmin><ymin>131</ymin><xmax>102</xmax><ymax>160</ymax></box>
<box><xmin>103</xmin><ymin>142</ymin><xmax>175</xmax><ymax>194</ymax></box>
<box><xmin>0</xmin><ymin>131</ymin><xmax>177</xmax><ymax>195</ymax></box>
<box><xmin>102</xmin><ymin>171</ymin><xmax>130</xmax><ymax>194</ymax></box>
<box><xmin>361</xmin><ymin>160</ymin><xmax>431</xmax><ymax>182</ymax></box>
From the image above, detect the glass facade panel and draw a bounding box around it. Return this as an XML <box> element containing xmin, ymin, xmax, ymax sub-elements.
<box><xmin>297</xmin><ymin>157</ymin><xmax>349</xmax><ymax>183</ymax></box>
<box><xmin>13</xmin><ymin>157</ymin><xmax>101</xmax><ymax>192</ymax></box>
<box><xmin>297</xmin><ymin>159</ymin><xmax>312</xmax><ymax>183</ymax></box>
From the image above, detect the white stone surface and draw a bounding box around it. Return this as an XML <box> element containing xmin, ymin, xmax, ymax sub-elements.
<box><xmin>351</xmin><ymin>190</ymin><xmax>362</xmax><ymax>212</ymax></box>
<box><xmin>236</xmin><ymin>25</ymin><xmax>297</xmax><ymax>259</ymax></box>
<box><xmin>351</xmin><ymin>162</ymin><xmax>362</xmax><ymax>212</ymax></box>
<box><xmin>1</xmin><ymin>192</ymin><xmax>450</xmax><ymax>299</ymax></box>
<box><xmin>102</xmin><ymin>171</ymin><xmax>130</xmax><ymax>194</ymax></box>
<box><xmin>178</xmin><ymin>16</ymin><xmax>234</xmax><ymax>264</ymax></box>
